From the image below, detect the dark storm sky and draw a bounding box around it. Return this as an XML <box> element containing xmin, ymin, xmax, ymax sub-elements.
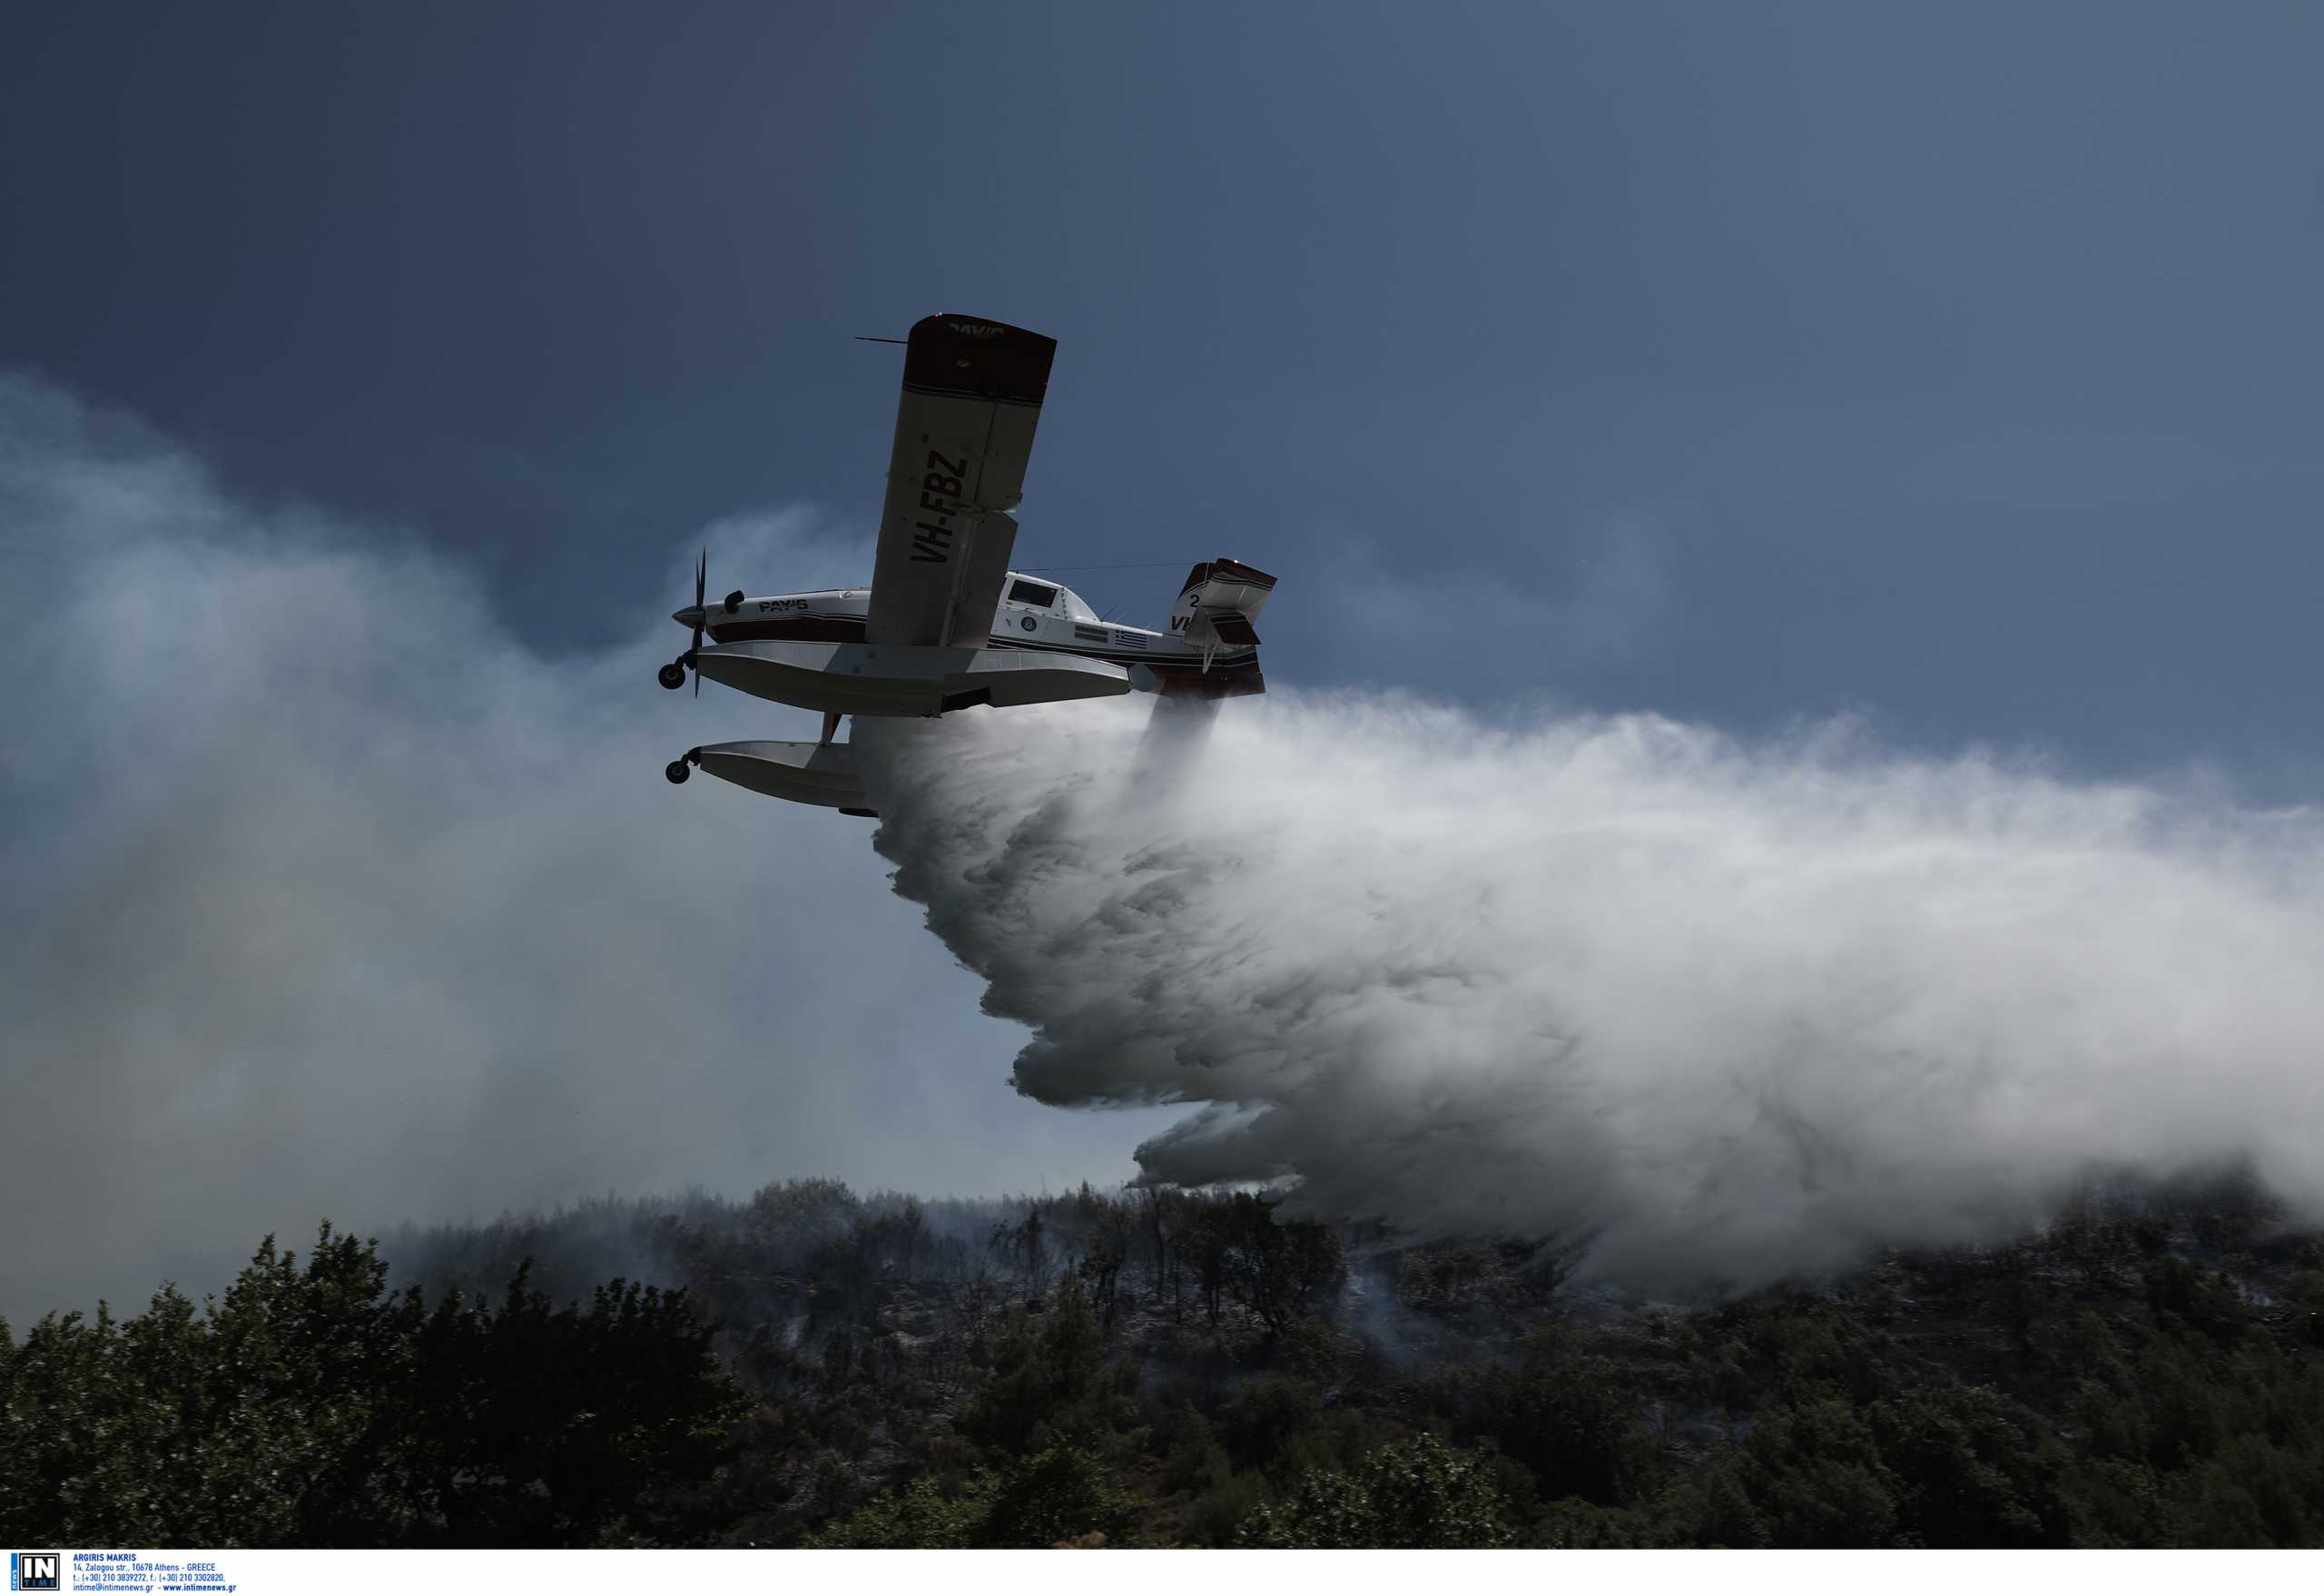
<box><xmin>7</xmin><ymin>1</ymin><xmax>2320</xmax><ymax>789</ymax></box>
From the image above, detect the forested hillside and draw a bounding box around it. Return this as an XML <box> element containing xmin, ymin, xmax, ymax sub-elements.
<box><xmin>6</xmin><ymin>1173</ymin><xmax>2321</xmax><ymax>1547</ymax></box>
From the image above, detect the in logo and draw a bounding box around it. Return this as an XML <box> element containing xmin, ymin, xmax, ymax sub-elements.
<box><xmin>10</xmin><ymin>1553</ymin><xmax>59</xmax><ymax>1592</ymax></box>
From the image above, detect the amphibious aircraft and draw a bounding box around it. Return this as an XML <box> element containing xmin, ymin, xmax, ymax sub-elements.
<box><xmin>659</xmin><ymin>313</ymin><xmax>1275</xmax><ymax>816</ymax></box>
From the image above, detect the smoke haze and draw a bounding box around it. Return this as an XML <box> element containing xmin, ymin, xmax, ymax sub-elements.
<box><xmin>859</xmin><ymin>691</ymin><xmax>2324</xmax><ymax>1292</ymax></box>
<box><xmin>0</xmin><ymin>374</ymin><xmax>1166</xmax><ymax>1325</ymax></box>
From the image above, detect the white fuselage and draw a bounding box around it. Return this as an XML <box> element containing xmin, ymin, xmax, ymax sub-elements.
<box><xmin>661</xmin><ymin>310</ymin><xmax>1269</xmax><ymax>815</ymax></box>
<box><xmin>680</xmin><ymin>572</ymin><xmax>1256</xmax><ymax>687</ymax></box>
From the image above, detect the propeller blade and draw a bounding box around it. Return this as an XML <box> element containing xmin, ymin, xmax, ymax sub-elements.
<box><xmin>691</xmin><ymin>547</ymin><xmax>707</xmax><ymax>694</ymax></box>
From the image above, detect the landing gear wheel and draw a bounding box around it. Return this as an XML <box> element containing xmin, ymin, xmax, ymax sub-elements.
<box><xmin>657</xmin><ymin>661</ymin><xmax>686</xmax><ymax>691</ymax></box>
<box><xmin>665</xmin><ymin>758</ymin><xmax>692</xmax><ymax>784</ymax></box>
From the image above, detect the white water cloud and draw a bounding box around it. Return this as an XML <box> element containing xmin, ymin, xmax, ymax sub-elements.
<box><xmin>859</xmin><ymin>687</ymin><xmax>2324</xmax><ymax>1293</ymax></box>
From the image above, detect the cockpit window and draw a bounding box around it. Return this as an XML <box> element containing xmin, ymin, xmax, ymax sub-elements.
<box><xmin>1008</xmin><ymin>579</ymin><xmax>1059</xmax><ymax>608</ymax></box>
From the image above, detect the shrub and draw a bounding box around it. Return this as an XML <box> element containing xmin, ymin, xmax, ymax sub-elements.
<box><xmin>1236</xmin><ymin>1433</ymin><xmax>1513</xmax><ymax>1549</ymax></box>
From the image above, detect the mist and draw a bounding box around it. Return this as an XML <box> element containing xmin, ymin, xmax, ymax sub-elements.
<box><xmin>0</xmin><ymin>373</ymin><xmax>1161</xmax><ymax>1325</ymax></box>
<box><xmin>10</xmin><ymin>366</ymin><xmax>2323</xmax><ymax>1323</ymax></box>
<box><xmin>857</xmin><ymin>689</ymin><xmax>2324</xmax><ymax>1293</ymax></box>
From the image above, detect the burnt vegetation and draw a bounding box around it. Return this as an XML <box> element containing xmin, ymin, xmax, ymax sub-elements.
<box><xmin>6</xmin><ymin>1170</ymin><xmax>2324</xmax><ymax>1547</ymax></box>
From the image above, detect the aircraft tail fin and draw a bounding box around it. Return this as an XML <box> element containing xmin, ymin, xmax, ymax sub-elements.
<box><xmin>1167</xmin><ymin>557</ymin><xmax>1276</xmax><ymax>655</ymax></box>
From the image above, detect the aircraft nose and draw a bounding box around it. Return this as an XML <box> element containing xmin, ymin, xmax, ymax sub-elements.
<box><xmin>674</xmin><ymin>605</ymin><xmax>705</xmax><ymax>626</ymax></box>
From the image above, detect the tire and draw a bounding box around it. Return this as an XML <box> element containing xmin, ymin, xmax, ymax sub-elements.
<box><xmin>665</xmin><ymin>759</ymin><xmax>691</xmax><ymax>784</ymax></box>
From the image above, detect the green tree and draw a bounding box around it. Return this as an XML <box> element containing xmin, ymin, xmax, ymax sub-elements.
<box><xmin>0</xmin><ymin>1229</ymin><xmax>430</xmax><ymax>1546</ymax></box>
<box><xmin>1727</xmin><ymin>1398</ymin><xmax>1899</xmax><ymax>1548</ymax></box>
<box><xmin>810</xmin><ymin>1444</ymin><xmax>1133</xmax><ymax>1549</ymax></box>
<box><xmin>1216</xmin><ymin>1375</ymin><xmax>1326</xmax><ymax>1471</ymax></box>
<box><xmin>805</xmin><ymin>1473</ymin><xmax>999</xmax><ymax>1549</ymax></box>
<box><xmin>1435</xmin><ymin>1335</ymin><xmax>1652</xmax><ymax>1506</ymax></box>
<box><xmin>1869</xmin><ymin>1384</ymin><xmax>2067</xmax><ymax>1548</ymax></box>
<box><xmin>956</xmin><ymin>1274</ymin><xmax>1135</xmax><ymax>1455</ymax></box>
<box><xmin>0</xmin><ymin>1227</ymin><xmax>747</xmax><ymax>1548</ymax></box>
<box><xmin>392</xmin><ymin>1266</ymin><xmax>747</xmax><ymax>1544</ymax></box>
<box><xmin>981</xmin><ymin>1445</ymin><xmax>1138</xmax><ymax>1547</ymax></box>
<box><xmin>1216</xmin><ymin>1195</ymin><xmax>1345</xmax><ymax>1336</ymax></box>
<box><xmin>1236</xmin><ymin>1433</ymin><xmax>1514</xmax><ymax>1549</ymax></box>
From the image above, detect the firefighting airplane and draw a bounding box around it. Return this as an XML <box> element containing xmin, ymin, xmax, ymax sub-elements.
<box><xmin>659</xmin><ymin>313</ymin><xmax>1275</xmax><ymax>817</ymax></box>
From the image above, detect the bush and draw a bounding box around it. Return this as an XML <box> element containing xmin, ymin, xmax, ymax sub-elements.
<box><xmin>1217</xmin><ymin>1375</ymin><xmax>1325</xmax><ymax>1471</ymax></box>
<box><xmin>1726</xmin><ymin>1398</ymin><xmax>1898</xmax><ymax>1548</ymax></box>
<box><xmin>809</xmin><ymin>1445</ymin><xmax>1131</xmax><ymax>1549</ymax></box>
<box><xmin>1425</xmin><ymin>1336</ymin><xmax>1653</xmax><ymax>1505</ymax></box>
<box><xmin>954</xmin><ymin>1274</ymin><xmax>1136</xmax><ymax>1455</ymax></box>
<box><xmin>982</xmin><ymin>1445</ymin><xmax>1138</xmax><ymax>1547</ymax></box>
<box><xmin>1236</xmin><ymin>1433</ymin><xmax>1513</xmax><ymax>1549</ymax></box>
<box><xmin>804</xmin><ymin>1473</ymin><xmax>995</xmax><ymax>1549</ymax></box>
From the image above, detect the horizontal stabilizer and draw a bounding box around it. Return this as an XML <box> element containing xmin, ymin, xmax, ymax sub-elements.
<box><xmin>1206</xmin><ymin>611</ymin><xmax>1260</xmax><ymax>648</ymax></box>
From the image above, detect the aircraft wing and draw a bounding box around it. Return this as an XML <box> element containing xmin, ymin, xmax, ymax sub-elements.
<box><xmin>865</xmin><ymin>314</ymin><xmax>1058</xmax><ymax>647</ymax></box>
